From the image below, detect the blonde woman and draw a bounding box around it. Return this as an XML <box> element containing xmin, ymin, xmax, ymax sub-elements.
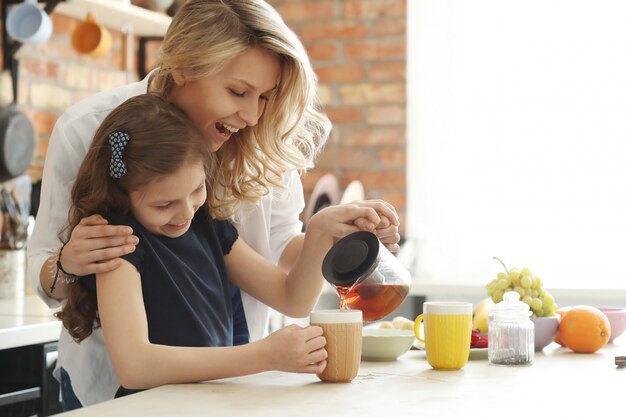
<box><xmin>28</xmin><ymin>0</ymin><xmax>399</xmax><ymax>410</ymax></box>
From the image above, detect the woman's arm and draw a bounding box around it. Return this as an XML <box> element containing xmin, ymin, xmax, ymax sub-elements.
<box><xmin>226</xmin><ymin>204</ymin><xmax>383</xmax><ymax>318</ymax></box>
<box><xmin>97</xmin><ymin>261</ymin><xmax>326</xmax><ymax>389</ymax></box>
<box><xmin>277</xmin><ymin>200</ymin><xmax>401</xmax><ymax>274</ymax></box>
<box><xmin>28</xmin><ymin>116</ymin><xmax>138</xmax><ymax>304</ymax></box>
<box><xmin>27</xmin><ymin>117</ymin><xmax>84</xmax><ymax>305</ymax></box>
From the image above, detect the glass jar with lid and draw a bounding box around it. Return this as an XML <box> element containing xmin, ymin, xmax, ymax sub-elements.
<box><xmin>488</xmin><ymin>291</ymin><xmax>534</xmax><ymax>366</ymax></box>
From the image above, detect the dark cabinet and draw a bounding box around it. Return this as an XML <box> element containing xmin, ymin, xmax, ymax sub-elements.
<box><xmin>0</xmin><ymin>342</ymin><xmax>62</xmax><ymax>416</ymax></box>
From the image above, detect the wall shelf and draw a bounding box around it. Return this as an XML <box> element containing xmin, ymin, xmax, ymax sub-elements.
<box><xmin>1</xmin><ymin>0</ymin><xmax>170</xmax><ymax>97</ymax></box>
<box><xmin>54</xmin><ymin>0</ymin><xmax>171</xmax><ymax>37</ymax></box>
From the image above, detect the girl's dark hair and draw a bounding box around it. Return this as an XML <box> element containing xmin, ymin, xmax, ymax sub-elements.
<box><xmin>55</xmin><ymin>93</ymin><xmax>216</xmax><ymax>342</ymax></box>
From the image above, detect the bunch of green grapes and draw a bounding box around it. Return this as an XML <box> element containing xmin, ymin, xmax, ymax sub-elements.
<box><xmin>485</xmin><ymin>257</ymin><xmax>558</xmax><ymax>317</ymax></box>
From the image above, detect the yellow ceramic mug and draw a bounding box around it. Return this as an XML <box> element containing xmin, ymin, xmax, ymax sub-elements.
<box><xmin>414</xmin><ymin>301</ymin><xmax>472</xmax><ymax>370</ymax></box>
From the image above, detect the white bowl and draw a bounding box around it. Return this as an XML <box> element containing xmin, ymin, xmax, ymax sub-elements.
<box><xmin>361</xmin><ymin>328</ymin><xmax>415</xmax><ymax>361</ymax></box>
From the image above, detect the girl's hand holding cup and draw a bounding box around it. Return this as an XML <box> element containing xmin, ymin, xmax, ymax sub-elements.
<box><xmin>258</xmin><ymin>324</ymin><xmax>327</xmax><ymax>374</ymax></box>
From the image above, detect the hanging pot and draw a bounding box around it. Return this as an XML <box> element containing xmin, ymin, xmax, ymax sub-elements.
<box><xmin>0</xmin><ymin>104</ymin><xmax>35</xmax><ymax>183</ymax></box>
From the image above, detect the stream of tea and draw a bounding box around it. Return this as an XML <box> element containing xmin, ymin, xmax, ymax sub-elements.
<box><xmin>336</xmin><ymin>283</ymin><xmax>409</xmax><ymax>322</ymax></box>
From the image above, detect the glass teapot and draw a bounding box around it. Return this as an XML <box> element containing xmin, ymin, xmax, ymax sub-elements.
<box><xmin>321</xmin><ymin>231</ymin><xmax>412</xmax><ymax>322</ymax></box>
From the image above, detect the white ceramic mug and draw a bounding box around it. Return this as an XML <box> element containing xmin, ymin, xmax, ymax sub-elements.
<box><xmin>6</xmin><ymin>0</ymin><xmax>53</xmax><ymax>45</ymax></box>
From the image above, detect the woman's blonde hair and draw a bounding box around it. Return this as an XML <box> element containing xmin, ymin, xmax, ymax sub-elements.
<box><xmin>149</xmin><ymin>0</ymin><xmax>331</xmax><ymax>218</ymax></box>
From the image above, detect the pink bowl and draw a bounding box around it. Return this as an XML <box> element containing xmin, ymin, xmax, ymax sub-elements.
<box><xmin>530</xmin><ymin>316</ymin><xmax>560</xmax><ymax>351</ymax></box>
<box><xmin>597</xmin><ymin>307</ymin><xmax>626</xmax><ymax>343</ymax></box>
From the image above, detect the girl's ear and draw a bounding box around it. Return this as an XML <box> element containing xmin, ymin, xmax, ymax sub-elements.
<box><xmin>171</xmin><ymin>70</ymin><xmax>186</xmax><ymax>87</ymax></box>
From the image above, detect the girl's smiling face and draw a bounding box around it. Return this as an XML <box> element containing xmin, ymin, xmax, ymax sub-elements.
<box><xmin>168</xmin><ymin>47</ymin><xmax>281</xmax><ymax>152</ymax></box>
<box><xmin>129</xmin><ymin>161</ymin><xmax>207</xmax><ymax>238</ymax></box>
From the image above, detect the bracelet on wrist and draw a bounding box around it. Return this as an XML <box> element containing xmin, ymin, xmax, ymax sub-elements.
<box><xmin>48</xmin><ymin>243</ymin><xmax>78</xmax><ymax>294</ymax></box>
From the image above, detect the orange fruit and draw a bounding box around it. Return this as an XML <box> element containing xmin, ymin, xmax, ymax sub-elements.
<box><xmin>553</xmin><ymin>307</ymin><xmax>571</xmax><ymax>346</ymax></box>
<box><xmin>559</xmin><ymin>306</ymin><xmax>611</xmax><ymax>353</ymax></box>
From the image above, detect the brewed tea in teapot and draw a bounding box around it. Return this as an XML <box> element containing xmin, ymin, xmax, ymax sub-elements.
<box><xmin>322</xmin><ymin>231</ymin><xmax>411</xmax><ymax>322</ymax></box>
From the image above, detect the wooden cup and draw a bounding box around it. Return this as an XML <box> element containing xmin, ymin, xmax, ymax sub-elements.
<box><xmin>310</xmin><ymin>309</ymin><xmax>362</xmax><ymax>382</ymax></box>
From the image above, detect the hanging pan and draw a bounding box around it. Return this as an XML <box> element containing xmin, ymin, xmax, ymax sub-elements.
<box><xmin>0</xmin><ymin>67</ymin><xmax>35</xmax><ymax>185</ymax></box>
<box><xmin>0</xmin><ymin>104</ymin><xmax>35</xmax><ymax>183</ymax></box>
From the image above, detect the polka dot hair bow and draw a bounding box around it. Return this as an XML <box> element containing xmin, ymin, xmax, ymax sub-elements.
<box><xmin>108</xmin><ymin>131</ymin><xmax>131</xmax><ymax>178</ymax></box>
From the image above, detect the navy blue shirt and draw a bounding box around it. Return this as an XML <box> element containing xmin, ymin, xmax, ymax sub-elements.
<box><xmin>103</xmin><ymin>208</ymin><xmax>248</xmax><ymax>397</ymax></box>
<box><xmin>107</xmin><ymin>207</ymin><xmax>244</xmax><ymax>348</ymax></box>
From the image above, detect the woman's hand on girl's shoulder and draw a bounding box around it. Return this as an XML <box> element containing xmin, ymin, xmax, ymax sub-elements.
<box><xmin>62</xmin><ymin>214</ymin><xmax>139</xmax><ymax>276</ymax></box>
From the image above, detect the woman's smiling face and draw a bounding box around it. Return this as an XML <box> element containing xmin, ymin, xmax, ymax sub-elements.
<box><xmin>168</xmin><ymin>47</ymin><xmax>281</xmax><ymax>152</ymax></box>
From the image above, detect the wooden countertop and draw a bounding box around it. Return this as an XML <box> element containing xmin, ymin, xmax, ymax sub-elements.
<box><xmin>60</xmin><ymin>339</ymin><xmax>625</xmax><ymax>417</ymax></box>
<box><xmin>0</xmin><ymin>295</ymin><xmax>61</xmax><ymax>350</ymax></box>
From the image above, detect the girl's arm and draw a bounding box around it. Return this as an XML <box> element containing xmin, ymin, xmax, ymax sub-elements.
<box><xmin>226</xmin><ymin>204</ymin><xmax>383</xmax><ymax>318</ymax></box>
<box><xmin>97</xmin><ymin>261</ymin><xmax>326</xmax><ymax>389</ymax></box>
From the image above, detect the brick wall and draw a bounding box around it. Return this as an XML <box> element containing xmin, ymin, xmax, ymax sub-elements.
<box><xmin>0</xmin><ymin>12</ymin><xmax>137</xmax><ymax>181</ymax></box>
<box><xmin>1</xmin><ymin>0</ymin><xmax>407</xmax><ymax>232</ymax></box>
<box><xmin>271</xmin><ymin>0</ymin><xmax>407</xmax><ymax>232</ymax></box>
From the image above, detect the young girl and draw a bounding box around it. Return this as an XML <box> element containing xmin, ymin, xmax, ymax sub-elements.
<box><xmin>56</xmin><ymin>94</ymin><xmax>383</xmax><ymax>396</ymax></box>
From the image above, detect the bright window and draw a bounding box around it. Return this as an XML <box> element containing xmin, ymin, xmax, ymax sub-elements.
<box><xmin>406</xmin><ymin>0</ymin><xmax>626</xmax><ymax>289</ymax></box>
